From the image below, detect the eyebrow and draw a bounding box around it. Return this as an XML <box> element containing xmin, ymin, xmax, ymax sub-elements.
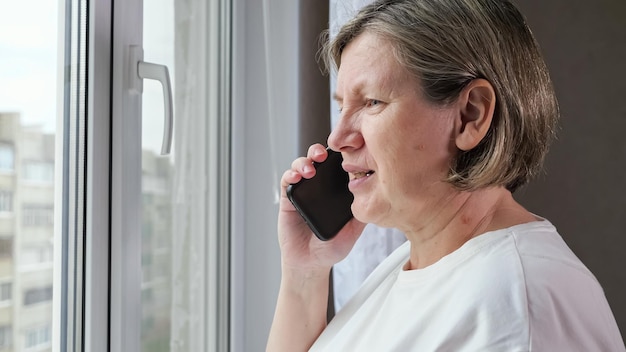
<box><xmin>332</xmin><ymin>79</ymin><xmax>368</xmax><ymax>103</ymax></box>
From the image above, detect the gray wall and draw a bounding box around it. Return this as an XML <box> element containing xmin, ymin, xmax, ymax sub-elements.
<box><xmin>513</xmin><ymin>0</ymin><xmax>626</xmax><ymax>336</ymax></box>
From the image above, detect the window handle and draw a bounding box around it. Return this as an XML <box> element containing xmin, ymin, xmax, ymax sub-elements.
<box><xmin>129</xmin><ymin>45</ymin><xmax>173</xmax><ymax>155</ymax></box>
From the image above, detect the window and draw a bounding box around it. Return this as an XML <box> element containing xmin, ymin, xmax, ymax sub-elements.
<box><xmin>4</xmin><ymin>0</ymin><xmax>312</xmax><ymax>349</ymax></box>
<box><xmin>0</xmin><ymin>191</ymin><xmax>12</xmax><ymax>212</ymax></box>
<box><xmin>21</xmin><ymin>161</ymin><xmax>54</xmax><ymax>183</ymax></box>
<box><xmin>24</xmin><ymin>325</ymin><xmax>51</xmax><ymax>350</ymax></box>
<box><xmin>0</xmin><ymin>326</ymin><xmax>11</xmax><ymax>349</ymax></box>
<box><xmin>23</xmin><ymin>286</ymin><xmax>53</xmax><ymax>306</ymax></box>
<box><xmin>1</xmin><ymin>2</ymin><xmax>59</xmax><ymax>351</ymax></box>
<box><xmin>96</xmin><ymin>0</ymin><xmax>230</xmax><ymax>349</ymax></box>
<box><xmin>22</xmin><ymin>205</ymin><xmax>54</xmax><ymax>227</ymax></box>
<box><xmin>0</xmin><ymin>282</ymin><xmax>11</xmax><ymax>302</ymax></box>
<box><xmin>0</xmin><ymin>143</ymin><xmax>14</xmax><ymax>171</ymax></box>
<box><xmin>20</xmin><ymin>245</ymin><xmax>53</xmax><ymax>267</ymax></box>
<box><xmin>0</xmin><ymin>238</ymin><xmax>12</xmax><ymax>258</ymax></box>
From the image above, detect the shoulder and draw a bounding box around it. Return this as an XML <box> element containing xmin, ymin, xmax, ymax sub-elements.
<box><xmin>507</xmin><ymin>221</ymin><xmax>625</xmax><ymax>351</ymax></box>
<box><xmin>469</xmin><ymin>220</ymin><xmax>594</xmax><ymax>287</ymax></box>
<box><xmin>430</xmin><ymin>220</ymin><xmax>624</xmax><ymax>351</ymax></box>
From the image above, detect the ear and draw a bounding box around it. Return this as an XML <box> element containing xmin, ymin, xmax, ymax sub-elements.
<box><xmin>454</xmin><ymin>79</ymin><xmax>496</xmax><ymax>151</ymax></box>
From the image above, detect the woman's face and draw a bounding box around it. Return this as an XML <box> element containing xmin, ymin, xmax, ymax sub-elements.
<box><xmin>328</xmin><ymin>32</ymin><xmax>459</xmax><ymax>229</ymax></box>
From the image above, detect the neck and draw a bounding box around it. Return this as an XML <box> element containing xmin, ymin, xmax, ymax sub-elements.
<box><xmin>401</xmin><ymin>186</ymin><xmax>535</xmax><ymax>270</ymax></box>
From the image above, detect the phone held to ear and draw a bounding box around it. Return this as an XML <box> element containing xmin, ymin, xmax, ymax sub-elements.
<box><xmin>286</xmin><ymin>148</ymin><xmax>354</xmax><ymax>241</ymax></box>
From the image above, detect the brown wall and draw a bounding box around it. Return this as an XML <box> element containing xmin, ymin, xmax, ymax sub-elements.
<box><xmin>513</xmin><ymin>0</ymin><xmax>626</xmax><ymax>336</ymax></box>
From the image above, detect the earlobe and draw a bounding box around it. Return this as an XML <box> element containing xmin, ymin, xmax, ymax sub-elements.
<box><xmin>455</xmin><ymin>79</ymin><xmax>496</xmax><ymax>151</ymax></box>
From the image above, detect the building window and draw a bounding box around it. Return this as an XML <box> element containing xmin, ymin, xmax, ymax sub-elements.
<box><xmin>23</xmin><ymin>286</ymin><xmax>52</xmax><ymax>306</ymax></box>
<box><xmin>0</xmin><ymin>326</ymin><xmax>11</xmax><ymax>349</ymax></box>
<box><xmin>22</xmin><ymin>161</ymin><xmax>54</xmax><ymax>183</ymax></box>
<box><xmin>22</xmin><ymin>205</ymin><xmax>54</xmax><ymax>227</ymax></box>
<box><xmin>0</xmin><ymin>143</ymin><xmax>14</xmax><ymax>171</ymax></box>
<box><xmin>0</xmin><ymin>282</ymin><xmax>11</xmax><ymax>303</ymax></box>
<box><xmin>24</xmin><ymin>325</ymin><xmax>50</xmax><ymax>350</ymax></box>
<box><xmin>20</xmin><ymin>245</ymin><xmax>53</xmax><ymax>266</ymax></box>
<box><xmin>0</xmin><ymin>191</ymin><xmax>12</xmax><ymax>212</ymax></box>
<box><xmin>0</xmin><ymin>238</ymin><xmax>12</xmax><ymax>258</ymax></box>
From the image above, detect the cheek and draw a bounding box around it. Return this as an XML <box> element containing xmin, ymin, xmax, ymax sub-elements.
<box><xmin>395</xmin><ymin>122</ymin><xmax>455</xmax><ymax>180</ymax></box>
<box><xmin>413</xmin><ymin>115</ymin><xmax>456</xmax><ymax>160</ymax></box>
<box><xmin>364</xmin><ymin>108</ymin><xmax>454</xmax><ymax>171</ymax></box>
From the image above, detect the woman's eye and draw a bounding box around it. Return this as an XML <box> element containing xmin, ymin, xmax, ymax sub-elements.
<box><xmin>366</xmin><ymin>99</ymin><xmax>381</xmax><ymax>108</ymax></box>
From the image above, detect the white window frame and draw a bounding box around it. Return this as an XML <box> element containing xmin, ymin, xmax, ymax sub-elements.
<box><xmin>53</xmin><ymin>0</ymin><xmax>111</xmax><ymax>351</ymax></box>
<box><xmin>78</xmin><ymin>0</ymin><xmax>232</xmax><ymax>351</ymax></box>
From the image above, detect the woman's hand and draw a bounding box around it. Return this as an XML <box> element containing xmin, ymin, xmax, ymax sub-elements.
<box><xmin>277</xmin><ymin>143</ymin><xmax>366</xmax><ymax>273</ymax></box>
<box><xmin>268</xmin><ymin>143</ymin><xmax>366</xmax><ymax>352</ymax></box>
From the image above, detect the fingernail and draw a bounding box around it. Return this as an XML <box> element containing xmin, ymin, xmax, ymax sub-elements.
<box><xmin>303</xmin><ymin>165</ymin><xmax>313</xmax><ymax>173</ymax></box>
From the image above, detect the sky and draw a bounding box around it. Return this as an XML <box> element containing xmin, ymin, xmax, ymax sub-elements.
<box><xmin>0</xmin><ymin>0</ymin><xmax>59</xmax><ymax>132</ymax></box>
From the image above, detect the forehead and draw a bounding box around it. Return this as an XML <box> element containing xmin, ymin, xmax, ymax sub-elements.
<box><xmin>335</xmin><ymin>32</ymin><xmax>414</xmax><ymax>97</ymax></box>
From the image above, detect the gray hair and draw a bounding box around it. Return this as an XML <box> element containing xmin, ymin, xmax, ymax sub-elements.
<box><xmin>322</xmin><ymin>0</ymin><xmax>559</xmax><ymax>192</ymax></box>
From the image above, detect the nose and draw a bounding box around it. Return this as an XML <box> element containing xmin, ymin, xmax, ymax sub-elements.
<box><xmin>327</xmin><ymin>114</ymin><xmax>364</xmax><ymax>152</ymax></box>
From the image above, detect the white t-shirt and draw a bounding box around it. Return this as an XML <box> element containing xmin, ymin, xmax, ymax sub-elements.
<box><xmin>311</xmin><ymin>220</ymin><xmax>625</xmax><ymax>351</ymax></box>
<box><xmin>333</xmin><ymin>224</ymin><xmax>406</xmax><ymax>311</ymax></box>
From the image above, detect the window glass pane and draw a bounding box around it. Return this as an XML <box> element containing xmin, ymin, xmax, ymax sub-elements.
<box><xmin>22</xmin><ymin>205</ymin><xmax>55</xmax><ymax>227</ymax></box>
<box><xmin>141</xmin><ymin>1</ymin><xmax>175</xmax><ymax>351</ymax></box>
<box><xmin>22</xmin><ymin>161</ymin><xmax>55</xmax><ymax>184</ymax></box>
<box><xmin>0</xmin><ymin>326</ymin><xmax>12</xmax><ymax>348</ymax></box>
<box><xmin>0</xmin><ymin>1</ymin><xmax>59</xmax><ymax>351</ymax></box>
<box><xmin>0</xmin><ymin>282</ymin><xmax>12</xmax><ymax>302</ymax></box>
<box><xmin>0</xmin><ymin>192</ymin><xmax>13</xmax><ymax>213</ymax></box>
<box><xmin>23</xmin><ymin>286</ymin><xmax>53</xmax><ymax>306</ymax></box>
<box><xmin>0</xmin><ymin>144</ymin><xmax>14</xmax><ymax>172</ymax></box>
<box><xmin>24</xmin><ymin>324</ymin><xmax>51</xmax><ymax>349</ymax></box>
<box><xmin>141</xmin><ymin>0</ymin><xmax>223</xmax><ymax>350</ymax></box>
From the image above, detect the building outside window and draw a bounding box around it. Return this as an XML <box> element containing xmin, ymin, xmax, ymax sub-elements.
<box><xmin>0</xmin><ymin>238</ymin><xmax>12</xmax><ymax>259</ymax></box>
<box><xmin>0</xmin><ymin>144</ymin><xmax>13</xmax><ymax>172</ymax></box>
<box><xmin>0</xmin><ymin>282</ymin><xmax>11</xmax><ymax>303</ymax></box>
<box><xmin>0</xmin><ymin>325</ymin><xmax>12</xmax><ymax>349</ymax></box>
<box><xmin>21</xmin><ymin>161</ymin><xmax>54</xmax><ymax>183</ymax></box>
<box><xmin>20</xmin><ymin>245</ymin><xmax>53</xmax><ymax>267</ymax></box>
<box><xmin>23</xmin><ymin>286</ymin><xmax>53</xmax><ymax>306</ymax></box>
<box><xmin>0</xmin><ymin>192</ymin><xmax>12</xmax><ymax>213</ymax></box>
<box><xmin>24</xmin><ymin>325</ymin><xmax>50</xmax><ymax>350</ymax></box>
<box><xmin>21</xmin><ymin>205</ymin><xmax>54</xmax><ymax>227</ymax></box>
<box><xmin>1</xmin><ymin>2</ymin><xmax>57</xmax><ymax>341</ymax></box>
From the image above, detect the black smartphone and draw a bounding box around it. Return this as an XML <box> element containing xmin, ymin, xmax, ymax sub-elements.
<box><xmin>286</xmin><ymin>148</ymin><xmax>354</xmax><ymax>241</ymax></box>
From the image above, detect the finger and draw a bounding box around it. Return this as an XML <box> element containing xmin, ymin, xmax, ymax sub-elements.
<box><xmin>290</xmin><ymin>157</ymin><xmax>316</xmax><ymax>179</ymax></box>
<box><xmin>307</xmin><ymin>143</ymin><xmax>328</xmax><ymax>163</ymax></box>
<box><xmin>280</xmin><ymin>169</ymin><xmax>302</xmax><ymax>191</ymax></box>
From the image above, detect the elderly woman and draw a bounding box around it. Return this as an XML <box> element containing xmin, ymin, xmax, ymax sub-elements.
<box><xmin>267</xmin><ymin>0</ymin><xmax>625</xmax><ymax>351</ymax></box>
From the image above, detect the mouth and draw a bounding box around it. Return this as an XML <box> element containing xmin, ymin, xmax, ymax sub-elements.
<box><xmin>351</xmin><ymin>170</ymin><xmax>375</xmax><ymax>180</ymax></box>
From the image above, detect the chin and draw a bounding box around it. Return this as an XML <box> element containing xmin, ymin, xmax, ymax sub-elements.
<box><xmin>351</xmin><ymin>196</ymin><xmax>398</xmax><ymax>228</ymax></box>
<box><xmin>351</xmin><ymin>202</ymin><xmax>381</xmax><ymax>226</ymax></box>
<box><xmin>350</xmin><ymin>204</ymin><xmax>367</xmax><ymax>223</ymax></box>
